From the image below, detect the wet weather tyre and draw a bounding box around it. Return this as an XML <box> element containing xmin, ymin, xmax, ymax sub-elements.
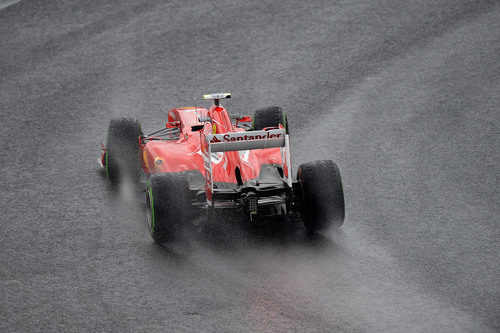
<box><xmin>147</xmin><ymin>173</ymin><xmax>191</xmax><ymax>244</ymax></box>
<box><xmin>297</xmin><ymin>160</ymin><xmax>345</xmax><ymax>232</ymax></box>
<box><xmin>252</xmin><ymin>106</ymin><xmax>289</xmax><ymax>133</ymax></box>
<box><xmin>105</xmin><ymin>117</ymin><xmax>142</xmax><ymax>183</ymax></box>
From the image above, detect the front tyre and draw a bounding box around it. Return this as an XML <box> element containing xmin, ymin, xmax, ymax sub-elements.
<box><xmin>252</xmin><ymin>106</ymin><xmax>289</xmax><ymax>133</ymax></box>
<box><xmin>297</xmin><ymin>160</ymin><xmax>345</xmax><ymax>232</ymax></box>
<box><xmin>147</xmin><ymin>173</ymin><xmax>191</xmax><ymax>244</ymax></box>
<box><xmin>105</xmin><ymin>117</ymin><xmax>142</xmax><ymax>183</ymax></box>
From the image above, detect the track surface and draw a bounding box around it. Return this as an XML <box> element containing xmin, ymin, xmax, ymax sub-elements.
<box><xmin>1</xmin><ymin>0</ymin><xmax>499</xmax><ymax>331</ymax></box>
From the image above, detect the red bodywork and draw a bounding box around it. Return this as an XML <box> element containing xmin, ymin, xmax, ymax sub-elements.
<box><xmin>140</xmin><ymin>105</ymin><xmax>285</xmax><ymax>187</ymax></box>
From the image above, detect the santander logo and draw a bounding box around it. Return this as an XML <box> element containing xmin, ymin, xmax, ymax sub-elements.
<box><xmin>206</xmin><ymin>129</ymin><xmax>285</xmax><ymax>152</ymax></box>
<box><xmin>210</xmin><ymin>130</ymin><xmax>283</xmax><ymax>143</ymax></box>
<box><xmin>210</xmin><ymin>136</ymin><xmax>222</xmax><ymax>144</ymax></box>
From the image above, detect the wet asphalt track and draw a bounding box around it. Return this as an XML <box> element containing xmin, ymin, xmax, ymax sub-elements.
<box><xmin>1</xmin><ymin>0</ymin><xmax>499</xmax><ymax>331</ymax></box>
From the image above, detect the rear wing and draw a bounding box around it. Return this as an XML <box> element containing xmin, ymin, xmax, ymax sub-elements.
<box><xmin>206</xmin><ymin>129</ymin><xmax>285</xmax><ymax>152</ymax></box>
<box><xmin>203</xmin><ymin>128</ymin><xmax>292</xmax><ymax>204</ymax></box>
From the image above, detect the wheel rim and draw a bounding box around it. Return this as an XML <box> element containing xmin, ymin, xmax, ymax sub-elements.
<box><xmin>146</xmin><ymin>187</ymin><xmax>155</xmax><ymax>234</ymax></box>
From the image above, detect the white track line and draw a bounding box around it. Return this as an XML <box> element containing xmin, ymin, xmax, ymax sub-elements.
<box><xmin>0</xmin><ymin>0</ymin><xmax>21</xmax><ymax>10</ymax></box>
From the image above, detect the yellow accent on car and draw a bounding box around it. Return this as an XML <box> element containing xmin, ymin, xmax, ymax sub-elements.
<box><xmin>143</xmin><ymin>150</ymin><xmax>149</xmax><ymax>168</ymax></box>
<box><xmin>154</xmin><ymin>157</ymin><xmax>164</xmax><ymax>168</ymax></box>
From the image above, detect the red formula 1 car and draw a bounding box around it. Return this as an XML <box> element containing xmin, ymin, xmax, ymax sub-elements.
<box><xmin>101</xmin><ymin>93</ymin><xmax>345</xmax><ymax>243</ymax></box>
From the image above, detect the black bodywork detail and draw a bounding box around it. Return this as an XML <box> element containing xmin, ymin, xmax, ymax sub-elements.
<box><xmin>175</xmin><ymin>164</ymin><xmax>298</xmax><ymax>219</ymax></box>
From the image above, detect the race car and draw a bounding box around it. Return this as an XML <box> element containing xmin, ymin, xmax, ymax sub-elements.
<box><xmin>100</xmin><ymin>93</ymin><xmax>345</xmax><ymax>243</ymax></box>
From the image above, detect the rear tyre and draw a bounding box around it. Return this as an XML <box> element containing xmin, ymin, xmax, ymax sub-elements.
<box><xmin>252</xmin><ymin>106</ymin><xmax>289</xmax><ymax>133</ymax></box>
<box><xmin>147</xmin><ymin>173</ymin><xmax>191</xmax><ymax>244</ymax></box>
<box><xmin>105</xmin><ymin>117</ymin><xmax>142</xmax><ymax>183</ymax></box>
<box><xmin>297</xmin><ymin>160</ymin><xmax>345</xmax><ymax>232</ymax></box>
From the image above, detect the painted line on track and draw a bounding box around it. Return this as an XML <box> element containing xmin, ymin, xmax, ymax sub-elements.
<box><xmin>0</xmin><ymin>0</ymin><xmax>21</xmax><ymax>10</ymax></box>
